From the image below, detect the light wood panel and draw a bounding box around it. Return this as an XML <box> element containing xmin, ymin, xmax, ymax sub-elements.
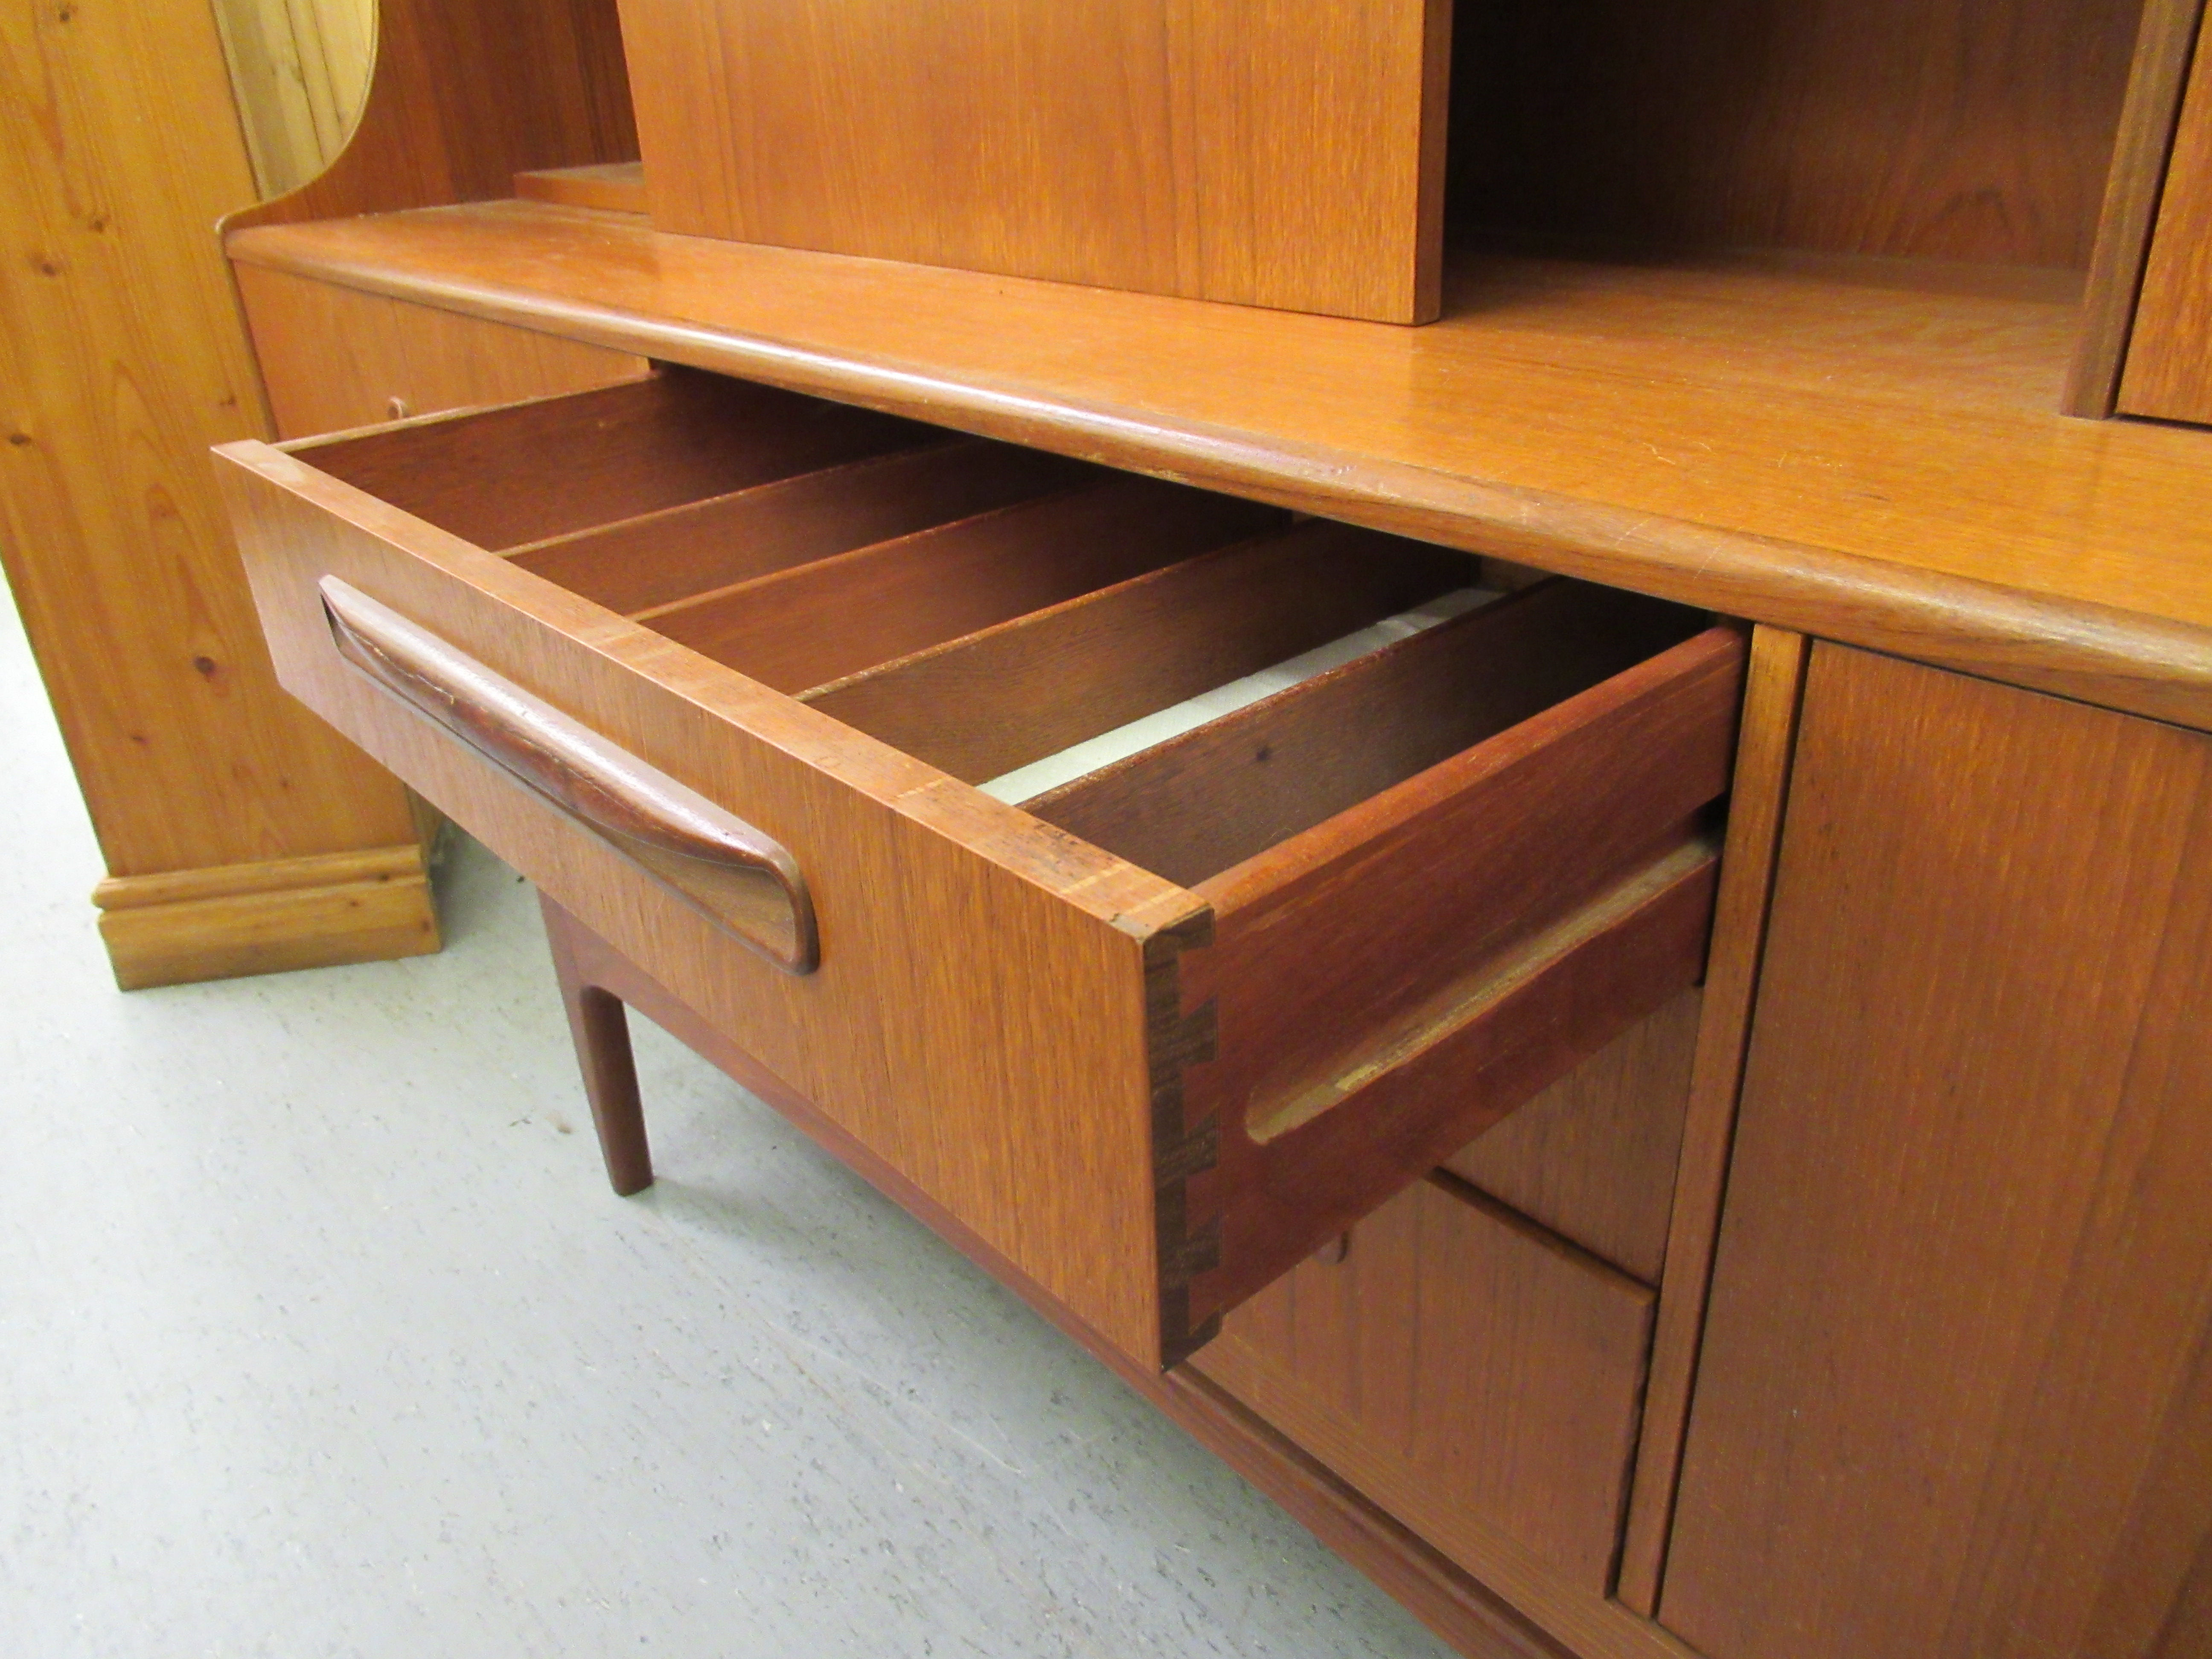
<box><xmin>94</xmin><ymin>845</ymin><xmax>437</xmax><ymax>990</ymax></box>
<box><xmin>2121</xmin><ymin>7</ymin><xmax>2212</xmax><ymax>422</ymax></box>
<box><xmin>211</xmin><ymin>0</ymin><xmax>375</xmax><ymax>198</ymax></box>
<box><xmin>1195</xmin><ymin>1175</ymin><xmax>1655</xmax><ymax>1594</ymax></box>
<box><xmin>614</xmin><ymin>0</ymin><xmax>1449</xmax><ymax>323</ymax></box>
<box><xmin>224</xmin><ymin>206</ymin><xmax>2212</xmax><ymax>731</ymax></box>
<box><xmin>2066</xmin><ymin>0</ymin><xmax>2208</xmax><ymax>414</ymax></box>
<box><xmin>224</xmin><ymin>0</ymin><xmax>635</xmax><ymax>233</ymax></box>
<box><xmin>1449</xmin><ymin>0</ymin><xmax>2143</xmax><ymax>269</ymax></box>
<box><xmin>0</xmin><ymin>0</ymin><xmax>423</xmax><ymax>915</ymax></box>
<box><xmin>1662</xmin><ymin>645</ymin><xmax>2212</xmax><ymax>1659</ymax></box>
<box><xmin>236</xmin><ymin>264</ymin><xmax>647</xmax><ymax>437</ymax></box>
<box><xmin>1442</xmin><ymin>988</ymin><xmax>1701</xmax><ymax>1287</ymax></box>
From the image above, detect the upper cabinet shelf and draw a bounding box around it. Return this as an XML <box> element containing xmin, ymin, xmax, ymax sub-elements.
<box><xmin>226</xmin><ymin>211</ymin><xmax>2212</xmax><ymax>734</ymax></box>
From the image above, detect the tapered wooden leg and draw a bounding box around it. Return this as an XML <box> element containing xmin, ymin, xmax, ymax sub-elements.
<box><xmin>540</xmin><ymin>894</ymin><xmax>653</xmax><ymax>1196</ymax></box>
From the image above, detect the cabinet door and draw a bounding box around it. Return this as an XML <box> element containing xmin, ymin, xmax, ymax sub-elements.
<box><xmin>1662</xmin><ymin>645</ymin><xmax>2212</xmax><ymax>1659</ymax></box>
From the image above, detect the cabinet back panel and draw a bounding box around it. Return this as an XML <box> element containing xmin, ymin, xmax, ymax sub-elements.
<box><xmin>1449</xmin><ymin>0</ymin><xmax>2145</xmax><ymax>268</ymax></box>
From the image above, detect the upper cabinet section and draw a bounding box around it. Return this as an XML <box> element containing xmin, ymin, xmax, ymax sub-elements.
<box><xmin>610</xmin><ymin>0</ymin><xmax>1452</xmax><ymax>324</ymax></box>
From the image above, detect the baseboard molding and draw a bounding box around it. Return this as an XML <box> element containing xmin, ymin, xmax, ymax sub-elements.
<box><xmin>93</xmin><ymin>844</ymin><xmax>440</xmax><ymax>990</ymax></box>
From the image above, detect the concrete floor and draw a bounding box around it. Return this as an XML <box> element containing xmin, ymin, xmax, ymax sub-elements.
<box><xmin>0</xmin><ymin>595</ymin><xmax>1455</xmax><ymax>1657</ymax></box>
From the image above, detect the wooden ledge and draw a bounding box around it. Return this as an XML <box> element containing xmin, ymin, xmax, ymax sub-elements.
<box><xmin>226</xmin><ymin>202</ymin><xmax>2212</xmax><ymax>732</ymax></box>
<box><xmin>93</xmin><ymin>844</ymin><xmax>440</xmax><ymax>990</ymax></box>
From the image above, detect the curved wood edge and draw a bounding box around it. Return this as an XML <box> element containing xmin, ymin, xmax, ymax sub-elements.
<box><xmin>223</xmin><ymin>224</ymin><xmax>2212</xmax><ymax>735</ymax></box>
<box><xmin>321</xmin><ymin>576</ymin><xmax>818</xmax><ymax>974</ymax></box>
<box><xmin>221</xmin><ymin>0</ymin><xmax>635</xmax><ymax>235</ymax></box>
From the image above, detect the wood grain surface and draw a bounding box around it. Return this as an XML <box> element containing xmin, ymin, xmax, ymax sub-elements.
<box><xmin>1442</xmin><ymin>988</ymin><xmax>1702</xmax><ymax>1287</ymax></box>
<box><xmin>322</xmin><ymin>577</ymin><xmax>817</xmax><ymax>972</ymax></box>
<box><xmin>804</xmin><ymin>523</ymin><xmax>1473</xmax><ymax>785</ymax></box>
<box><xmin>1449</xmin><ymin>0</ymin><xmax>2142</xmax><ymax>268</ymax></box>
<box><xmin>224</xmin><ymin>205</ymin><xmax>2212</xmax><ymax>730</ymax></box>
<box><xmin>1613</xmin><ymin>625</ymin><xmax>1810</xmax><ymax>1614</ymax></box>
<box><xmin>301</xmin><ymin>371</ymin><xmax>934</xmax><ymax>552</ymax></box>
<box><xmin>615</xmin><ymin>0</ymin><xmax>1449</xmax><ymax>322</ymax></box>
<box><xmin>2120</xmin><ymin>6</ymin><xmax>2212</xmax><ymax>422</ymax></box>
<box><xmin>513</xmin><ymin>439</ymin><xmax>1095</xmax><ymax>617</ymax></box>
<box><xmin>215</xmin><ymin>386</ymin><xmax>1752</xmax><ymax>1371</ymax></box>
<box><xmin>649</xmin><ymin>477</ymin><xmax>1284</xmax><ymax>693</ymax></box>
<box><xmin>1196</xmin><ymin>1174</ymin><xmax>1655</xmax><ymax>1594</ymax></box>
<box><xmin>91</xmin><ymin>844</ymin><xmax>438</xmax><ymax>990</ymax></box>
<box><xmin>223</xmin><ymin>0</ymin><xmax>635</xmax><ymax>233</ymax></box>
<box><xmin>2066</xmin><ymin>0</ymin><xmax>2208</xmax><ymax>414</ymax></box>
<box><xmin>211</xmin><ymin>0</ymin><xmax>374</xmax><ymax>198</ymax></box>
<box><xmin>513</xmin><ymin>160</ymin><xmax>647</xmax><ymax>215</ymax></box>
<box><xmin>1662</xmin><ymin>645</ymin><xmax>2212</xmax><ymax>1659</ymax></box>
<box><xmin>1171</xmin><ymin>626</ymin><xmax>1743</xmax><ymax>1336</ymax></box>
<box><xmin>0</xmin><ymin>0</ymin><xmax>423</xmax><ymax>903</ymax></box>
<box><xmin>235</xmin><ymin>264</ymin><xmax>646</xmax><ymax>437</ymax></box>
<box><xmin>1031</xmin><ymin>583</ymin><xmax>1706</xmax><ymax>886</ymax></box>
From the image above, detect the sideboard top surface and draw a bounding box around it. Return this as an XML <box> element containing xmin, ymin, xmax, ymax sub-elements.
<box><xmin>228</xmin><ymin>198</ymin><xmax>2212</xmax><ymax>731</ymax></box>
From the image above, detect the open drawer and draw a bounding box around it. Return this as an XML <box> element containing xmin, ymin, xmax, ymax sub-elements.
<box><xmin>214</xmin><ymin>368</ymin><xmax>1743</xmax><ymax>1372</ymax></box>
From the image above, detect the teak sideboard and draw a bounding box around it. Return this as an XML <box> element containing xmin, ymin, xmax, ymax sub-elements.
<box><xmin>207</xmin><ymin>2</ymin><xmax>2212</xmax><ymax>1656</ymax></box>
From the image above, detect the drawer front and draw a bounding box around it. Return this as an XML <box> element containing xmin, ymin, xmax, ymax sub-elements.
<box><xmin>214</xmin><ymin>370</ymin><xmax>1742</xmax><ymax>1373</ymax></box>
<box><xmin>1190</xmin><ymin>1171</ymin><xmax>1656</xmax><ymax>1597</ymax></box>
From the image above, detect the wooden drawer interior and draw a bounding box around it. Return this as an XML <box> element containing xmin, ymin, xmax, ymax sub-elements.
<box><xmin>238</xmin><ymin>370</ymin><xmax>1741</xmax><ymax>1365</ymax></box>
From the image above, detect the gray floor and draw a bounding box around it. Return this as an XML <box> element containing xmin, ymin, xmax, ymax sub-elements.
<box><xmin>0</xmin><ymin>592</ymin><xmax>1453</xmax><ymax>1658</ymax></box>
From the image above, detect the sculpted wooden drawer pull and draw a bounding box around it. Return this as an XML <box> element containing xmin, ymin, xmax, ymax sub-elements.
<box><xmin>318</xmin><ymin>576</ymin><xmax>818</xmax><ymax>975</ymax></box>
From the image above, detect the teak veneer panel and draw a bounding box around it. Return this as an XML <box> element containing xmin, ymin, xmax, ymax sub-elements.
<box><xmin>513</xmin><ymin>160</ymin><xmax>647</xmax><ymax>215</ymax></box>
<box><xmin>614</xmin><ymin>0</ymin><xmax>1450</xmax><ymax>323</ymax></box>
<box><xmin>235</xmin><ymin>263</ymin><xmax>647</xmax><ymax>437</ymax></box>
<box><xmin>305</xmin><ymin>371</ymin><xmax>934</xmax><ymax>552</ymax></box>
<box><xmin>2120</xmin><ymin>5</ymin><xmax>2212</xmax><ymax>423</ymax></box>
<box><xmin>224</xmin><ymin>204</ymin><xmax>2212</xmax><ymax>730</ymax></box>
<box><xmin>1662</xmin><ymin>645</ymin><xmax>2212</xmax><ymax>1659</ymax></box>
<box><xmin>1443</xmin><ymin>988</ymin><xmax>1701</xmax><ymax>1287</ymax></box>
<box><xmin>804</xmin><ymin>522</ymin><xmax>1474</xmax><ymax>785</ymax></box>
<box><xmin>1450</xmin><ymin>0</ymin><xmax>2144</xmax><ymax>269</ymax></box>
<box><xmin>650</xmin><ymin>477</ymin><xmax>1286</xmax><ymax>694</ymax></box>
<box><xmin>513</xmin><ymin>439</ymin><xmax>1098</xmax><ymax>617</ymax></box>
<box><xmin>1193</xmin><ymin>1174</ymin><xmax>1655</xmax><ymax>1596</ymax></box>
<box><xmin>1614</xmin><ymin>626</ymin><xmax>1811</xmax><ymax>1615</ymax></box>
